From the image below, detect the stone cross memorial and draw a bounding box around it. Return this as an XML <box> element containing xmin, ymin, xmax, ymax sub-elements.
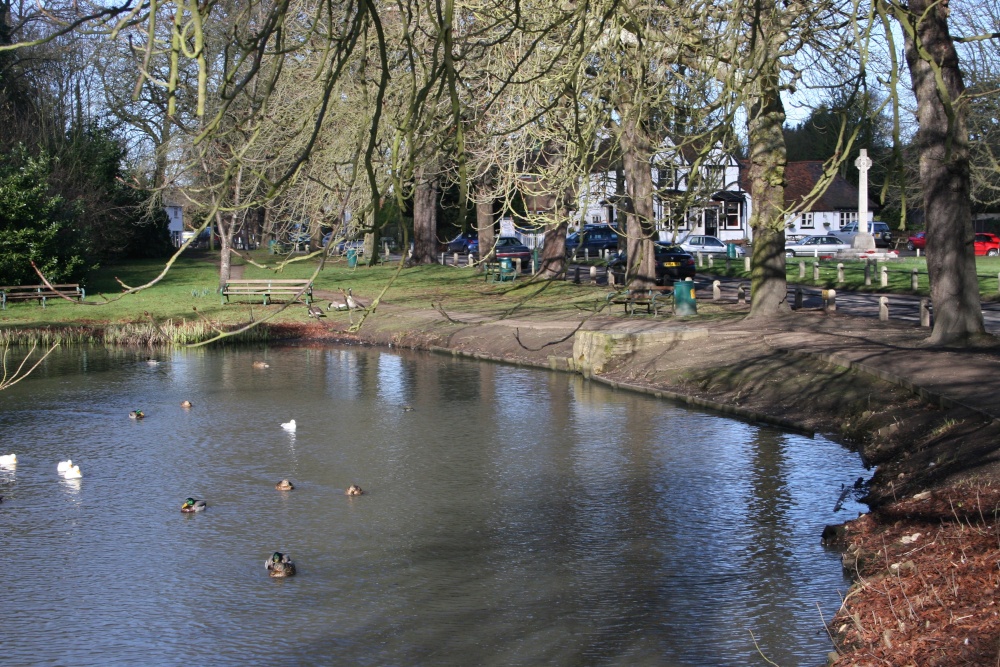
<box><xmin>853</xmin><ymin>149</ymin><xmax>876</xmax><ymax>250</ymax></box>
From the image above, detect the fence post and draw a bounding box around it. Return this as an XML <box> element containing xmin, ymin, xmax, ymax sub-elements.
<box><xmin>879</xmin><ymin>296</ymin><xmax>889</xmax><ymax>321</ymax></box>
<box><xmin>590</xmin><ymin>265</ymin><xmax>598</xmax><ymax>285</ymax></box>
<box><xmin>920</xmin><ymin>298</ymin><xmax>932</xmax><ymax>327</ymax></box>
<box><xmin>813</xmin><ymin>262</ymin><xmax>820</xmax><ymax>282</ymax></box>
<box><xmin>468</xmin><ymin>252</ymin><xmax>474</xmax><ymax>268</ymax></box>
<box><xmin>708</xmin><ymin>255</ymin><xmax>714</xmax><ymax>269</ymax></box>
<box><xmin>514</xmin><ymin>258</ymin><xmax>522</xmax><ymax>275</ymax></box>
<box><xmin>997</xmin><ymin>272</ymin><xmax>1000</xmax><ymax>294</ymax></box>
<box><xmin>881</xmin><ymin>265</ymin><xmax>888</xmax><ymax>288</ymax></box>
<box><xmin>573</xmin><ymin>265</ymin><xmax>581</xmax><ymax>284</ymax></box>
<box><xmin>744</xmin><ymin>256</ymin><xmax>751</xmax><ymax>272</ymax></box>
<box><xmin>911</xmin><ymin>268</ymin><xmax>919</xmax><ymax>291</ymax></box>
<box><xmin>837</xmin><ymin>263</ymin><xmax>845</xmax><ymax>283</ymax></box>
<box><xmin>823</xmin><ymin>288</ymin><xmax>836</xmax><ymax>311</ymax></box>
<box><xmin>864</xmin><ymin>260</ymin><xmax>872</xmax><ymax>286</ymax></box>
<box><xmin>799</xmin><ymin>261</ymin><xmax>806</xmax><ymax>279</ymax></box>
<box><xmin>697</xmin><ymin>251</ymin><xmax>703</xmax><ymax>267</ymax></box>
<box><xmin>794</xmin><ymin>286</ymin><xmax>803</xmax><ymax>309</ymax></box>
<box><xmin>712</xmin><ymin>280</ymin><xmax>721</xmax><ymax>300</ymax></box>
<box><xmin>453</xmin><ymin>252</ymin><xmax>459</xmax><ymax>266</ymax></box>
<box><xmin>737</xmin><ymin>284</ymin><xmax>747</xmax><ymax>304</ymax></box>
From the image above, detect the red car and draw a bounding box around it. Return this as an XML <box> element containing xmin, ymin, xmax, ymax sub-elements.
<box><xmin>906</xmin><ymin>232</ymin><xmax>927</xmax><ymax>251</ymax></box>
<box><xmin>974</xmin><ymin>233</ymin><xmax>1000</xmax><ymax>256</ymax></box>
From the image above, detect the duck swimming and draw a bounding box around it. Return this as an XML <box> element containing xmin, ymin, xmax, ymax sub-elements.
<box><xmin>180</xmin><ymin>498</ymin><xmax>207</xmax><ymax>513</ymax></box>
<box><xmin>345</xmin><ymin>484</ymin><xmax>364</xmax><ymax>496</ymax></box>
<box><xmin>61</xmin><ymin>464</ymin><xmax>82</xmax><ymax>479</ymax></box>
<box><xmin>281</xmin><ymin>419</ymin><xmax>296</xmax><ymax>432</ymax></box>
<box><xmin>275</xmin><ymin>479</ymin><xmax>295</xmax><ymax>491</ymax></box>
<box><xmin>57</xmin><ymin>459</ymin><xmax>73</xmax><ymax>472</ymax></box>
<box><xmin>252</xmin><ymin>361</ymin><xmax>270</xmax><ymax>369</ymax></box>
<box><xmin>180</xmin><ymin>400</ymin><xmax>193</xmax><ymax>408</ymax></box>
<box><xmin>129</xmin><ymin>410</ymin><xmax>145</xmax><ymax>420</ymax></box>
<box><xmin>265</xmin><ymin>552</ymin><xmax>296</xmax><ymax>577</ymax></box>
<box><xmin>0</xmin><ymin>453</ymin><xmax>16</xmax><ymax>466</ymax></box>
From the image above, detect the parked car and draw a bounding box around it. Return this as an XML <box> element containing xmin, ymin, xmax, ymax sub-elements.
<box><xmin>974</xmin><ymin>233</ymin><xmax>1000</xmax><ymax>256</ymax></box>
<box><xmin>322</xmin><ymin>233</ymin><xmax>365</xmax><ymax>255</ymax></box>
<box><xmin>447</xmin><ymin>231</ymin><xmax>479</xmax><ymax>254</ymax></box>
<box><xmin>835</xmin><ymin>221</ymin><xmax>893</xmax><ymax>248</ymax></box>
<box><xmin>565</xmin><ymin>225</ymin><xmax>620</xmax><ymax>255</ymax></box>
<box><xmin>784</xmin><ymin>235</ymin><xmax>852</xmax><ymax>257</ymax></box>
<box><xmin>489</xmin><ymin>236</ymin><xmax>532</xmax><ymax>269</ymax></box>
<box><xmin>608</xmin><ymin>243</ymin><xmax>697</xmax><ymax>286</ymax></box>
<box><xmin>679</xmin><ymin>234</ymin><xmax>745</xmax><ymax>257</ymax></box>
<box><xmin>906</xmin><ymin>231</ymin><xmax>927</xmax><ymax>251</ymax></box>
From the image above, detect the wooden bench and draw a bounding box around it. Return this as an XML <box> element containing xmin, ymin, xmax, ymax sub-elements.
<box><xmin>221</xmin><ymin>279</ymin><xmax>313</xmax><ymax>305</ymax></box>
<box><xmin>0</xmin><ymin>284</ymin><xmax>85</xmax><ymax>309</ymax></box>
<box><xmin>605</xmin><ymin>289</ymin><xmax>672</xmax><ymax>316</ymax></box>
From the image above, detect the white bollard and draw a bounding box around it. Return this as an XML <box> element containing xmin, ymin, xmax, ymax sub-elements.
<box><xmin>911</xmin><ymin>268</ymin><xmax>919</xmax><ymax>291</ymax></box>
<box><xmin>864</xmin><ymin>260</ymin><xmax>872</xmax><ymax>286</ymax></box>
<box><xmin>881</xmin><ymin>265</ymin><xmax>888</xmax><ymax>288</ymax></box>
<box><xmin>453</xmin><ymin>252</ymin><xmax>459</xmax><ymax>266</ymax></box>
<box><xmin>697</xmin><ymin>251</ymin><xmax>703</xmax><ymax>267</ymax></box>
<box><xmin>468</xmin><ymin>252</ymin><xmax>474</xmax><ymax>267</ymax></box>
<box><xmin>799</xmin><ymin>261</ymin><xmax>806</xmax><ymax>279</ymax></box>
<box><xmin>837</xmin><ymin>263</ymin><xmax>845</xmax><ymax>283</ymax></box>
<box><xmin>916</xmin><ymin>248</ymin><xmax>921</xmax><ymax>257</ymax></box>
<box><xmin>879</xmin><ymin>296</ymin><xmax>889</xmax><ymax>321</ymax></box>
<box><xmin>712</xmin><ymin>280</ymin><xmax>721</xmax><ymax>301</ymax></box>
<box><xmin>737</xmin><ymin>284</ymin><xmax>747</xmax><ymax>304</ymax></box>
<box><xmin>744</xmin><ymin>256</ymin><xmax>751</xmax><ymax>272</ymax></box>
<box><xmin>813</xmin><ymin>262</ymin><xmax>820</xmax><ymax>282</ymax></box>
<box><xmin>590</xmin><ymin>265</ymin><xmax>598</xmax><ymax>285</ymax></box>
<box><xmin>708</xmin><ymin>255</ymin><xmax>714</xmax><ymax>268</ymax></box>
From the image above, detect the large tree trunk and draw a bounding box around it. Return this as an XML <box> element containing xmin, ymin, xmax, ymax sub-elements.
<box><xmin>746</xmin><ymin>58</ymin><xmax>790</xmax><ymax>318</ymax></box>
<box><xmin>540</xmin><ymin>220</ymin><xmax>568</xmax><ymax>278</ymax></box>
<box><xmin>899</xmin><ymin>0</ymin><xmax>984</xmax><ymax>345</ymax></box>
<box><xmin>620</xmin><ymin>117</ymin><xmax>657</xmax><ymax>290</ymax></box>
<box><xmin>409</xmin><ymin>160</ymin><xmax>440</xmax><ymax>265</ymax></box>
<box><xmin>475</xmin><ymin>180</ymin><xmax>496</xmax><ymax>267</ymax></box>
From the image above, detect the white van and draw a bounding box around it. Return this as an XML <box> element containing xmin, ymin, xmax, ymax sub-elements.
<box><xmin>835</xmin><ymin>221</ymin><xmax>893</xmax><ymax>248</ymax></box>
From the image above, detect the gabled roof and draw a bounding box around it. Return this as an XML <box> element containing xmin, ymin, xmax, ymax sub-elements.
<box><xmin>740</xmin><ymin>160</ymin><xmax>880</xmax><ymax>212</ymax></box>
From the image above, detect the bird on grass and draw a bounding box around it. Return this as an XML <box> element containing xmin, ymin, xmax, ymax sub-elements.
<box><xmin>344</xmin><ymin>288</ymin><xmax>364</xmax><ymax>310</ymax></box>
<box><xmin>327</xmin><ymin>298</ymin><xmax>349</xmax><ymax>311</ymax></box>
<box><xmin>275</xmin><ymin>479</ymin><xmax>295</xmax><ymax>491</ymax></box>
<box><xmin>129</xmin><ymin>410</ymin><xmax>145</xmax><ymax>420</ymax></box>
<box><xmin>307</xmin><ymin>304</ymin><xmax>326</xmax><ymax>318</ymax></box>
<box><xmin>346</xmin><ymin>484</ymin><xmax>364</xmax><ymax>496</ymax></box>
<box><xmin>181</xmin><ymin>498</ymin><xmax>207</xmax><ymax>513</ymax></box>
<box><xmin>265</xmin><ymin>552</ymin><xmax>297</xmax><ymax>577</ymax></box>
<box><xmin>281</xmin><ymin>419</ymin><xmax>296</xmax><ymax>432</ymax></box>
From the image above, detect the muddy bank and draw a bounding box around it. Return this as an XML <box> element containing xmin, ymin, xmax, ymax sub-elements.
<box><xmin>272</xmin><ymin>306</ymin><xmax>1000</xmax><ymax>666</ymax></box>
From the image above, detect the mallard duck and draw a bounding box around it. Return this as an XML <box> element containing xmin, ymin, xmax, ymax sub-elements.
<box><xmin>253</xmin><ymin>361</ymin><xmax>270</xmax><ymax>369</ymax></box>
<box><xmin>57</xmin><ymin>459</ymin><xmax>73</xmax><ymax>472</ymax></box>
<box><xmin>281</xmin><ymin>419</ymin><xmax>296</xmax><ymax>432</ymax></box>
<box><xmin>0</xmin><ymin>453</ymin><xmax>16</xmax><ymax>466</ymax></box>
<box><xmin>402</xmin><ymin>405</ymin><xmax>414</xmax><ymax>412</ymax></box>
<box><xmin>146</xmin><ymin>358</ymin><xmax>160</xmax><ymax>365</ymax></box>
<box><xmin>345</xmin><ymin>484</ymin><xmax>364</xmax><ymax>496</ymax></box>
<box><xmin>61</xmin><ymin>464</ymin><xmax>82</xmax><ymax>479</ymax></box>
<box><xmin>180</xmin><ymin>497</ymin><xmax>207</xmax><ymax>513</ymax></box>
<box><xmin>180</xmin><ymin>400</ymin><xmax>193</xmax><ymax>409</ymax></box>
<box><xmin>307</xmin><ymin>305</ymin><xmax>326</xmax><ymax>318</ymax></box>
<box><xmin>129</xmin><ymin>410</ymin><xmax>145</xmax><ymax>420</ymax></box>
<box><xmin>265</xmin><ymin>552</ymin><xmax>297</xmax><ymax>577</ymax></box>
<box><xmin>275</xmin><ymin>479</ymin><xmax>295</xmax><ymax>491</ymax></box>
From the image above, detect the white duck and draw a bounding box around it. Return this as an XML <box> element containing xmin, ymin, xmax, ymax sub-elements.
<box><xmin>61</xmin><ymin>464</ymin><xmax>82</xmax><ymax>479</ymax></box>
<box><xmin>281</xmin><ymin>419</ymin><xmax>297</xmax><ymax>432</ymax></box>
<box><xmin>0</xmin><ymin>453</ymin><xmax>16</xmax><ymax>466</ymax></box>
<box><xmin>57</xmin><ymin>459</ymin><xmax>73</xmax><ymax>472</ymax></box>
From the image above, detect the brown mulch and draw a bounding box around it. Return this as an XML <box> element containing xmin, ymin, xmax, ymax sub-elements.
<box><xmin>830</xmin><ymin>484</ymin><xmax>1000</xmax><ymax>666</ymax></box>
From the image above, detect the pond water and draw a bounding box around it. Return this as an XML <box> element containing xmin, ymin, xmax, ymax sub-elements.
<box><xmin>0</xmin><ymin>345</ymin><xmax>867</xmax><ymax>666</ymax></box>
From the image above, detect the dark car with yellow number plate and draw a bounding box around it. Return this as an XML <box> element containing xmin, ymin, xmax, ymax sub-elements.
<box><xmin>607</xmin><ymin>243</ymin><xmax>697</xmax><ymax>285</ymax></box>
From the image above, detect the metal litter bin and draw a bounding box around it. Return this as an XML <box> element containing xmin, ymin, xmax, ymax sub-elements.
<box><xmin>674</xmin><ymin>279</ymin><xmax>697</xmax><ymax>316</ymax></box>
<box><xmin>346</xmin><ymin>248</ymin><xmax>358</xmax><ymax>268</ymax></box>
<box><xmin>726</xmin><ymin>243</ymin><xmax>738</xmax><ymax>259</ymax></box>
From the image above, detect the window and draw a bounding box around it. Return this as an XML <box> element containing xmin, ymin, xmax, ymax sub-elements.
<box><xmin>839</xmin><ymin>211</ymin><xmax>858</xmax><ymax>228</ymax></box>
<box><xmin>800</xmin><ymin>212</ymin><xmax>814</xmax><ymax>229</ymax></box>
<box><xmin>724</xmin><ymin>201</ymin><xmax>741</xmax><ymax>229</ymax></box>
<box><xmin>592</xmin><ymin>215</ymin><xmax>602</xmax><ymax>225</ymax></box>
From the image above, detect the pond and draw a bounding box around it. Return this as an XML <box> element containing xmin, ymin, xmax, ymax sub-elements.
<box><xmin>0</xmin><ymin>345</ymin><xmax>867</xmax><ymax>666</ymax></box>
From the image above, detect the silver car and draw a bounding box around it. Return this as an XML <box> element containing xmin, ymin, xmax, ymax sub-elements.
<box><xmin>784</xmin><ymin>235</ymin><xmax>851</xmax><ymax>257</ymax></box>
<box><xmin>679</xmin><ymin>235</ymin><xmax>745</xmax><ymax>257</ymax></box>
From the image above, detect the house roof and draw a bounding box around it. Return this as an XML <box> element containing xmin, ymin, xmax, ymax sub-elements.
<box><xmin>739</xmin><ymin>160</ymin><xmax>880</xmax><ymax>212</ymax></box>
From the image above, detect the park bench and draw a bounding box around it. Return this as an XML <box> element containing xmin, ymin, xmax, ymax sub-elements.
<box><xmin>605</xmin><ymin>288</ymin><xmax>672</xmax><ymax>316</ymax></box>
<box><xmin>221</xmin><ymin>279</ymin><xmax>313</xmax><ymax>305</ymax></box>
<box><xmin>0</xmin><ymin>284</ymin><xmax>85</xmax><ymax>310</ymax></box>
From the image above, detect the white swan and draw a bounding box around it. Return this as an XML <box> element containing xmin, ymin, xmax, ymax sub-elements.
<box><xmin>0</xmin><ymin>453</ymin><xmax>16</xmax><ymax>466</ymax></box>
<box><xmin>57</xmin><ymin>459</ymin><xmax>73</xmax><ymax>472</ymax></box>
<box><xmin>281</xmin><ymin>419</ymin><xmax>296</xmax><ymax>432</ymax></box>
<box><xmin>62</xmin><ymin>464</ymin><xmax>82</xmax><ymax>479</ymax></box>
